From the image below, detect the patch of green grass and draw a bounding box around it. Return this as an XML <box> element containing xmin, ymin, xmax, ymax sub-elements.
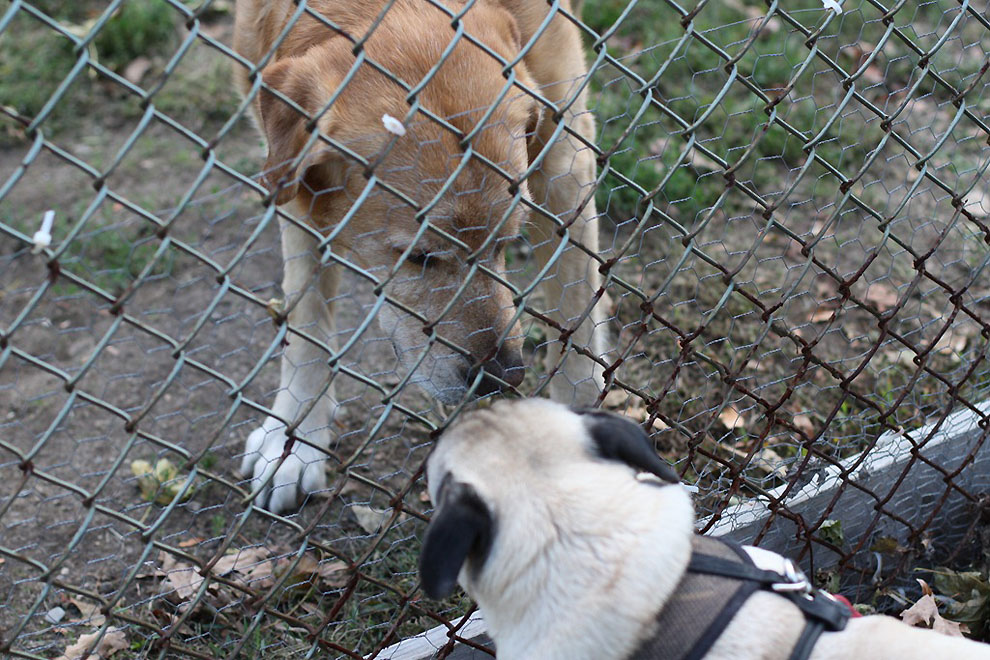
<box><xmin>0</xmin><ymin>200</ymin><xmax>175</xmax><ymax>296</ymax></box>
<box><xmin>154</xmin><ymin>42</ymin><xmax>241</xmax><ymax>128</ymax></box>
<box><xmin>30</xmin><ymin>0</ymin><xmax>100</xmax><ymax>23</ymax></box>
<box><xmin>0</xmin><ymin>1</ymin><xmax>209</xmax><ymax>141</ymax></box>
<box><xmin>582</xmin><ymin>0</ymin><xmax>899</xmax><ymax>222</ymax></box>
<box><xmin>198</xmin><ymin>451</ymin><xmax>219</xmax><ymax>470</ymax></box>
<box><xmin>62</xmin><ymin>221</ymin><xmax>175</xmax><ymax>295</ymax></box>
<box><xmin>210</xmin><ymin>514</ymin><xmax>226</xmax><ymax>537</ymax></box>
<box><xmin>93</xmin><ymin>1</ymin><xmax>178</xmax><ymax>72</ymax></box>
<box><xmin>0</xmin><ymin>13</ymin><xmax>79</xmax><ymax>136</ymax></box>
<box><xmin>324</xmin><ymin>532</ymin><xmax>475</xmax><ymax>654</ymax></box>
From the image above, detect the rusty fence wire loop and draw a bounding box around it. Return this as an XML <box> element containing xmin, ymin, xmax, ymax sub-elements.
<box><xmin>1</xmin><ymin>0</ymin><xmax>989</xmax><ymax>657</ymax></box>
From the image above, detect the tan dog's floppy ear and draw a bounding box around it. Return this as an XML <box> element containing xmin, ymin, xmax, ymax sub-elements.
<box><xmin>484</xmin><ymin>8</ymin><xmax>543</xmax><ymax>151</ymax></box>
<box><xmin>420</xmin><ymin>477</ymin><xmax>494</xmax><ymax>599</ymax></box>
<box><xmin>525</xmin><ymin>98</ymin><xmax>544</xmax><ymax>149</ymax></box>
<box><xmin>578</xmin><ymin>410</ymin><xmax>680</xmax><ymax>483</ymax></box>
<box><xmin>258</xmin><ymin>58</ymin><xmax>341</xmax><ymax>204</ymax></box>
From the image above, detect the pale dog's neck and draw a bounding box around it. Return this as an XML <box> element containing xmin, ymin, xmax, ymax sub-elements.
<box><xmin>469</xmin><ymin>480</ymin><xmax>696</xmax><ymax>660</ymax></box>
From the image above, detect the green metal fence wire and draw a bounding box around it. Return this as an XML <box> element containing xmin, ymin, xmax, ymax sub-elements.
<box><xmin>1</xmin><ymin>0</ymin><xmax>989</xmax><ymax>657</ymax></box>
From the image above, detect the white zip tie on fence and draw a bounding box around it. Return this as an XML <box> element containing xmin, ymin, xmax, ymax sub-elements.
<box><xmin>381</xmin><ymin>113</ymin><xmax>406</xmax><ymax>136</ymax></box>
<box><xmin>821</xmin><ymin>0</ymin><xmax>843</xmax><ymax>13</ymax></box>
<box><xmin>31</xmin><ymin>210</ymin><xmax>55</xmax><ymax>254</ymax></box>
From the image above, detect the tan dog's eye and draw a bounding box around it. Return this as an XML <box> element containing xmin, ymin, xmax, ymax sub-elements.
<box><xmin>407</xmin><ymin>252</ymin><xmax>432</xmax><ymax>267</ymax></box>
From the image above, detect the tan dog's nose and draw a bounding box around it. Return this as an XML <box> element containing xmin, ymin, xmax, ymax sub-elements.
<box><xmin>469</xmin><ymin>344</ymin><xmax>524</xmax><ymax>395</ymax></box>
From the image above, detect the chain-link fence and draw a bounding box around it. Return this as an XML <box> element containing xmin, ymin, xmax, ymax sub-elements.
<box><xmin>1</xmin><ymin>0</ymin><xmax>989</xmax><ymax>657</ymax></box>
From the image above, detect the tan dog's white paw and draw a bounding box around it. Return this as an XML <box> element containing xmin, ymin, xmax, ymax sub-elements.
<box><xmin>241</xmin><ymin>417</ymin><xmax>328</xmax><ymax>513</ymax></box>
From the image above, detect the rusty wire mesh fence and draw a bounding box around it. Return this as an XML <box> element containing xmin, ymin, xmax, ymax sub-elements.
<box><xmin>1</xmin><ymin>0</ymin><xmax>990</xmax><ymax>657</ymax></box>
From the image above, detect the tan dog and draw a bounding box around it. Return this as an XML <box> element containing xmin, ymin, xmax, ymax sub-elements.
<box><xmin>232</xmin><ymin>1</ymin><xmax>607</xmax><ymax>511</ymax></box>
<box><xmin>421</xmin><ymin>399</ymin><xmax>990</xmax><ymax>660</ymax></box>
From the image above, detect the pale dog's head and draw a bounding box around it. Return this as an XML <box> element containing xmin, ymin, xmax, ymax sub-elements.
<box><xmin>419</xmin><ymin>400</ymin><xmax>686</xmax><ymax>628</ymax></box>
<box><xmin>254</xmin><ymin>3</ymin><xmax>539</xmax><ymax>403</ymax></box>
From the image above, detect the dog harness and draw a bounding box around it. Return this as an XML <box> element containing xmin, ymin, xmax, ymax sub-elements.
<box><xmin>629</xmin><ymin>534</ymin><xmax>852</xmax><ymax>660</ymax></box>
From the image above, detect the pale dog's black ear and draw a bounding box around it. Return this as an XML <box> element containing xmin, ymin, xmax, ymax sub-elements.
<box><xmin>419</xmin><ymin>477</ymin><xmax>494</xmax><ymax>599</ymax></box>
<box><xmin>577</xmin><ymin>409</ymin><xmax>680</xmax><ymax>484</ymax></box>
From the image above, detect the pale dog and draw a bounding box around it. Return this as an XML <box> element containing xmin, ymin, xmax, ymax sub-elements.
<box><xmin>420</xmin><ymin>399</ymin><xmax>990</xmax><ymax>660</ymax></box>
<box><xmin>232</xmin><ymin>0</ymin><xmax>606</xmax><ymax>512</ymax></box>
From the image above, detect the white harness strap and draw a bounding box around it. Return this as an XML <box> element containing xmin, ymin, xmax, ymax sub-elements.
<box><xmin>742</xmin><ymin>545</ymin><xmax>793</xmax><ymax>575</ymax></box>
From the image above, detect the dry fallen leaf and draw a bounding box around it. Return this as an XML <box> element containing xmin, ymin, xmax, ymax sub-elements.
<box><xmin>723</xmin><ymin>0</ymin><xmax>778</xmax><ymax>26</ymax></box>
<box><xmin>212</xmin><ymin>547</ymin><xmax>270</xmax><ymax>576</ymax></box>
<box><xmin>158</xmin><ymin>551</ymin><xmax>210</xmax><ymax>608</ymax></box>
<box><xmin>67</xmin><ymin>597</ymin><xmax>106</xmax><ymax>628</ymax></box>
<box><xmin>933</xmin><ymin>615</ymin><xmax>969</xmax><ymax>638</ymax></box>
<box><xmin>869</xmin><ymin>536</ymin><xmax>907</xmax><ymax>555</ymax></box>
<box><xmin>628</xmin><ymin>403</ymin><xmax>662</xmax><ymax>429</ymax></box>
<box><xmin>814</xmin><ymin>277</ymin><xmax>840</xmax><ymax>300</ymax></box>
<box><xmin>318</xmin><ymin>560</ymin><xmax>350</xmax><ymax>587</ymax></box>
<box><xmin>753</xmin><ymin>448</ymin><xmax>788</xmax><ymax>479</ymax></box>
<box><xmin>274</xmin><ymin>554</ymin><xmax>321</xmax><ymax>593</ymax></box>
<box><xmin>178</xmin><ymin>537</ymin><xmax>205</xmax><ymax>548</ymax></box>
<box><xmin>809</xmin><ymin>306</ymin><xmax>836</xmax><ymax>323</ymax></box>
<box><xmin>900</xmin><ymin>579</ymin><xmax>969</xmax><ymax>638</ymax></box>
<box><xmin>163</xmin><ymin>564</ymin><xmax>206</xmax><ymax>602</ymax></box>
<box><xmin>603</xmin><ymin>391</ymin><xmax>667</xmax><ymax>431</ymax></box>
<box><xmin>261</xmin><ymin>555</ymin><xmax>350</xmax><ymax>593</ymax></box>
<box><xmin>123</xmin><ymin>56</ymin><xmax>152</xmax><ymax>84</ymax></box>
<box><xmin>602</xmin><ymin>388</ymin><xmax>631</xmax><ymax>409</ymax></box>
<box><xmin>888</xmin><ymin>348</ymin><xmax>917</xmax><ymax>368</ymax></box>
<box><xmin>900</xmin><ymin>594</ymin><xmax>938</xmax><ymax>628</ymax></box>
<box><xmin>933</xmin><ymin>332</ymin><xmax>968</xmax><ymax>358</ymax></box>
<box><xmin>718</xmin><ymin>405</ymin><xmax>746</xmax><ymax>431</ymax></box>
<box><xmin>646</xmin><ymin>415</ymin><xmax>668</xmax><ymax>432</ymax></box>
<box><xmin>792</xmin><ymin>413</ymin><xmax>814</xmax><ymax>435</ymax></box>
<box><xmin>625</xmin><ymin>402</ymin><xmax>647</xmax><ymax>421</ymax></box>
<box><xmin>864</xmin><ymin>283</ymin><xmax>899</xmax><ymax>311</ymax></box>
<box><xmin>159</xmin><ymin>551</ymin><xmax>179</xmax><ymax>573</ymax></box>
<box><xmin>57</xmin><ymin>628</ymin><xmax>128</xmax><ymax>660</ymax></box>
<box><xmin>241</xmin><ymin>557</ymin><xmax>277</xmax><ymax>590</ymax></box>
<box><xmin>352</xmin><ymin>505</ymin><xmax>391</xmax><ymax>534</ymax></box>
<box><xmin>863</xmin><ymin>65</ymin><xmax>884</xmax><ymax>85</ymax></box>
<box><xmin>964</xmin><ymin>185</ymin><xmax>989</xmax><ymax>218</ymax></box>
<box><xmin>339</xmin><ymin>479</ymin><xmax>362</xmax><ymax>496</ymax></box>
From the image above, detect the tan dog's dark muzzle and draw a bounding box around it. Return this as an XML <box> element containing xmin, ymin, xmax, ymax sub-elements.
<box><xmin>468</xmin><ymin>343</ymin><xmax>525</xmax><ymax>396</ymax></box>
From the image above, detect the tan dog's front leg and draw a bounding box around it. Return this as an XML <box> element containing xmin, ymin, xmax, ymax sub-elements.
<box><xmin>242</xmin><ymin>219</ymin><xmax>338</xmax><ymax>512</ymax></box>
<box><xmin>529</xmin><ymin>107</ymin><xmax>608</xmax><ymax>406</ymax></box>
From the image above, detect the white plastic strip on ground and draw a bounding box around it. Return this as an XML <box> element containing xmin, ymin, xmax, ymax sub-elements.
<box><xmin>375</xmin><ymin>397</ymin><xmax>990</xmax><ymax>659</ymax></box>
<box><xmin>376</xmin><ymin>611</ymin><xmax>487</xmax><ymax>659</ymax></box>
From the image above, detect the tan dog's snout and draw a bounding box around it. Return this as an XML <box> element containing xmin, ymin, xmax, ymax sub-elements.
<box><xmin>459</xmin><ymin>285</ymin><xmax>525</xmax><ymax>394</ymax></box>
<box><xmin>466</xmin><ymin>340</ymin><xmax>525</xmax><ymax>395</ymax></box>
<box><xmin>383</xmin><ymin>273</ymin><xmax>525</xmax><ymax>401</ymax></box>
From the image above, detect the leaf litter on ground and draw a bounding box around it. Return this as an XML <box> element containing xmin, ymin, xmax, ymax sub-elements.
<box><xmin>151</xmin><ymin>543</ymin><xmax>350</xmax><ymax>621</ymax></box>
<box><xmin>56</xmin><ymin>628</ymin><xmax>128</xmax><ymax>660</ymax></box>
<box><xmin>900</xmin><ymin>578</ymin><xmax>970</xmax><ymax>638</ymax></box>
<box><xmin>130</xmin><ymin>457</ymin><xmax>193</xmax><ymax>506</ymax></box>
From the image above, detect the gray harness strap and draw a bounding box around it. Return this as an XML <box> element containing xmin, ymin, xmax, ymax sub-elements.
<box><xmin>630</xmin><ymin>535</ymin><xmax>759</xmax><ymax>660</ymax></box>
<box><xmin>629</xmin><ymin>535</ymin><xmax>851</xmax><ymax>660</ymax></box>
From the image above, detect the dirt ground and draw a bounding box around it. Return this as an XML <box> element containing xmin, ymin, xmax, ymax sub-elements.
<box><xmin>1</xmin><ymin>2</ymin><xmax>990</xmax><ymax>658</ymax></box>
<box><xmin>0</xmin><ymin>117</ymin><xmax>445</xmax><ymax>655</ymax></box>
<box><xmin>0</xmin><ymin>10</ymin><xmax>450</xmax><ymax>656</ymax></box>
